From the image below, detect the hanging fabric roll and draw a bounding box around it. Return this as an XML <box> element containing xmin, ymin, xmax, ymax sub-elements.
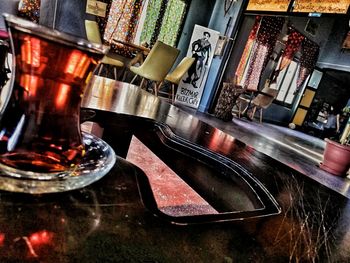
<box><xmin>243</xmin><ymin>16</ymin><xmax>285</xmax><ymax>91</ymax></box>
<box><xmin>295</xmin><ymin>38</ymin><xmax>319</xmax><ymax>93</ymax></box>
<box><xmin>271</xmin><ymin>26</ymin><xmax>304</xmax><ymax>82</ymax></box>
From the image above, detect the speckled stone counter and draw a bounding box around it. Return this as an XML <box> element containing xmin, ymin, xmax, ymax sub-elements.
<box><xmin>0</xmin><ymin>76</ymin><xmax>349</xmax><ymax>262</ymax></box>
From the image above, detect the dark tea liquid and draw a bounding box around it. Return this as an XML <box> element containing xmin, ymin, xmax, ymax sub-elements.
<box><xmin>0</xmin><ymin>31</ymin><xmax>102</xmax><ymax>173</ymax></box>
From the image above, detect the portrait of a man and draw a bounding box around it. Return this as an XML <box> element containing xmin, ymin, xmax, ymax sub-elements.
<box><xmin>183</xmin><ymin>31</ymin><xmax>212</xmax><ymax>88</ymax></box>
<box><xmin>175</xmin><ymin>25</ymin><xmax>219</xmax><ymax>109</ymax></box>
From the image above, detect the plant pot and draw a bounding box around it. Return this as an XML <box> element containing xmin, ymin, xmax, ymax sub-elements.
<box><xmin>320</xmin><ymin>138</ymin><xmax>350</xmax><ymax>176</ymax></box>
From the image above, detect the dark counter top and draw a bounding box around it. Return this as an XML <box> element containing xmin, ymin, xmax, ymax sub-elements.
<box><xmin>0</xmin><ymin>76</ymin><xmax>349</xmax><ymax>262</ymax></box>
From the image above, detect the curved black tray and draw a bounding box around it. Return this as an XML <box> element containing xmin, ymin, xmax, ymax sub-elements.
<box><xmin>132</xmin><ymin>121</ymin><xmax>281</xmax><ymax>225</ymax></box>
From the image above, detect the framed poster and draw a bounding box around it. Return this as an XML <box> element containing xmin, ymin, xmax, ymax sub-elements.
<box><xmin>175</xmin><ymin>25</ymin><xmax>220</xmax><ymax>109</ymax></box>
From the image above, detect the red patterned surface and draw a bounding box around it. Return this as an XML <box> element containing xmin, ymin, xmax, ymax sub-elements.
<box><xmin>126</xmin><ymin>136</ymin><xmax>218</xmax><ymax>216</ymax></box>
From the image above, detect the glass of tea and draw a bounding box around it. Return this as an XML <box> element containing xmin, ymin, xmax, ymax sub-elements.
<box><xmin>0</xmin><ymin>14</ymin><xmax>116</xmax><ymax>193</ymax></box>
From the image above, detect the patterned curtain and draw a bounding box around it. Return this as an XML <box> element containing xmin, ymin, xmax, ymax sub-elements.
<box><xmin>243</xmin><ymin>16</ymin><xmax>285</xmax><ymax>91</ymax></box>
<box><xmin>140</xmin><ymin>0</ymin><xmax>163</xmax><ymax>45</ymax></box>
<box><xmin>18</xmin><ymin>0</ymin><xmax>41</xmax><ymax>23</ymax></box>
<box><xmin>98</xmin><ymin>0</ymin><xmax>145</xmax><ymax>57</ymax></box>
<box><xmin>296</xmin><ymin>38</ymin><xmax>319</xmax><ymax>92</ymax></box>
<box><xmin>279</xmin><ymin>27</ymin><xmax>304</xmax><ymax>71</ymax></box>
<box><xmin>272</xmin><ymin>27</ymin><xmax>304</xmax><ymax>82</ymax></box>
<box><xmin>157</xmin><ymin>0</ymin><xmax>186</xmax><ymax>46</ymax></box>
<box><xmin>235</xmin><ymin>16</ymin><xmax>261</xmax><ymax>85</ymax></box>
<box><xmin>140</xmin><ymin>0</ymin><xmax>186</xmax><ymax>47</ymax></box>
<box><xmin>96</xmin><ymin>0</ymin><xmax>185</xmax><ymax>56</ymax></box>
<box><xmin>104</xmin><ymin>0</ymin><xmax>144</xmax><ymax>43</ymax></box>
<box><xmin>149</xmin><ymin>0</ymin><xmax>168</xmax><ymax>45</ymax></box>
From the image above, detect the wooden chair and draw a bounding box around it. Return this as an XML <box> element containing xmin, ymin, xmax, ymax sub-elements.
<box><xmin>234</xmin><ymin>91</ymin><xmax>255</xmax><ymax>118</ymax></box>
<box><xmin>247</xmin><ymin>86</ymin><xmax>279</xmax><ymax>123</ymax></box>
<box><xmin>158</xmin><ymin>57</ymin><xmax>195</xmax><ymax>103</ymax></box>
<box><xmin>85</xmin><ymin>20</ymin><xmax>124</xmax><ymax>80</ymax></box>
<box><xmin>130</xmin><ymin>41</ymin><xmax>180</xmax><ymax>95</ymax></box>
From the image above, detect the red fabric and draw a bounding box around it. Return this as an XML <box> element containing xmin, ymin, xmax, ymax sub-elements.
<box><xmin>283</xmin><ymin>29</ymin><xmax>304</xmax><ymax>60</ymax></box>
<box><xmin>235</xmin><ymin>16</ymin><xmax>261</xmax><ymax>84</ymax></box>
<box><xmin>271</xmin><ymin>27</ymin><xmax>304</xmax><ymax>82</ymax></box>
<box><xmin>279</xmin><ymin>28</ymin><xmax>304</xmax><ymax>70</ymax></box>
<box><xmin>243</xmin><ymin>16</ymin><xmax>285</xmax><ymax>91</ymax></box>
<box><xmin>296</xmin><ymin>38</ymin><xmax>319</xmax><ymax>90</ymax></box>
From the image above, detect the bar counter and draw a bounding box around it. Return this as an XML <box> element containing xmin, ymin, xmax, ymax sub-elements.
<box><xmin>0</xmin><ymin>76</ymin><xmax>349</xmax><ymax>262</ymax></box>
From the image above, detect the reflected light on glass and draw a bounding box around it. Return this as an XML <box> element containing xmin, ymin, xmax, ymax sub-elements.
<box><xmin>20</xmin><ymin>74</ymin><xmax>39</xmax><ymax>94</ymax></box>
<box><xmin>55</xmin><ymin>83</ymin><xmax>71</xmax><ymax>108</ymax></box>
<box><xmin>64</xmin><ymin>50</ymin><xmax>91</xmax><ymax>79</ymax></box>
<box><xmin>21</xmin><ymin>36</ymin><xmax>41</xmax><ymax>67</ymax></box>
<box><xmin>64</xmin><ymin>50</ymin><xmax>82</xmax><ymax>74</ymax></box>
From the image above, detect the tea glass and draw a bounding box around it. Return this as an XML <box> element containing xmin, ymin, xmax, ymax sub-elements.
<box><xmin>0</xmin><ymin>14</ymin><xmax>116</xmax><ymax>193</ymax></box>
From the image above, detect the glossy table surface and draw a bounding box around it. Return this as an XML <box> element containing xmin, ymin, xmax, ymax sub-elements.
<box><xmin>0</xmin><ymin>76</ymin><xmax>349</xmax><ymax>262</ymax></box>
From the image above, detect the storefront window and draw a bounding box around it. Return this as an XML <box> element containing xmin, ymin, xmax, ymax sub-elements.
<box><xmin>235</xmin><ymin>16</ymin><xmax>285</xmax><ymax>91</ymax></box>
<box><xmin>234</xmin><ymin>15</ymin><xmax>320</xmax><ymax>104</ymax></box>
<box><xmin>275</xmin><ymin>60</ymin><xmax>299</xmax><ymax>104</ymax></box>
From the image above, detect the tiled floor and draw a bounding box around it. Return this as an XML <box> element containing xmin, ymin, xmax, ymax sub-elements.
<box><xmin>177</xmin><ymin>106</ymin><xmax>350</xmax><ymax>198</ymax></box>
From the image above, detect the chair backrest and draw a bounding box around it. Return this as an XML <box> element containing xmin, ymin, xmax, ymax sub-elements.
<box><xmin>252</xmin><ymin>86</ymin><xmax>279</xmax><ymax>109</ymax></box>
<box><xmin>138</xmin><ymin>41</ymin><xmax>180</xmax><ymax>82</ymax></box>
<box><xmin>85</xmin><ymin>20</ymin><xmax>102</xmax><ymax>44</ymax></box>
<box><xmin>165</xmin><ymin>57</ymin><xmax>195</xmax><ymax>85</ymax></box>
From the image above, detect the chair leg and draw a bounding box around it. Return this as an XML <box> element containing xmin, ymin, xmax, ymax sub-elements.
<box><xmin>259</xmin><ymin>108</ymin><xmax>263</xmax><ymax>123</ymax></box>
<box><xmin>98</xmin><ymin>63</ymin><xmax>104</xmax><ymax>76</ymax></box>
<box><xmin>241</xmin><ymin>104</ymin><xmax>249</xmax><ymax>116</ymax></box>
<box><xmin>121</xmin><ymin>69</ymin><xmax>128</xmax><ymax>82</ymax></box>
<box><xmin>113</xmin><ymin>67</ymin><xmax>117</xmax><ymax>80</ymax></box>
<box><xmin>250</xmin><ymin>106</ymin><xmax>257</xmax><ymax>120</ymax></box>
<box><xmin>92</xmin><ymin>63</ymin><xmax>100</xmax><ymax>76</ymax></box>
<box><xmin>154</xmin><ymin>81</ymin><xmax>163</xmax><ymax>97</ymax></box>
<box><xmin>140</xmin><ymin>78</ymin><xmax>146</xmax><ymax>89</ymax></box>
<box><xmin>130</xmin><ymin>74</ymin><xmax>138</xmax><ymax>85</ymax></box>
<box><xmin>171</xmin><ymin>83</ymin><xmax>175</xmax><ymax>104</ymax></box>
<box><xmin>153</xmin><ymin>82</ymin><xmax>157</xmax><ymax>96</ymax></box>
<box><xmin>237</xmin><ymin>101</ymin><xmax>241</xmax><ymax>118</ymax></box>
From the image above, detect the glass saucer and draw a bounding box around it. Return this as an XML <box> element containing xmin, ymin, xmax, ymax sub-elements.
<box><xmin>0</xmin><ymin>133</ymin><xmax>116</xmax><ymax>194</ymax></box>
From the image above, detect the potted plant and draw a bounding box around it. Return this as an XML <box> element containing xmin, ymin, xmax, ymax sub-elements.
<box><xmin>320</xmin><ymin>106</ymin><xmax>350</xmax><ymax>176</ymax></box>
